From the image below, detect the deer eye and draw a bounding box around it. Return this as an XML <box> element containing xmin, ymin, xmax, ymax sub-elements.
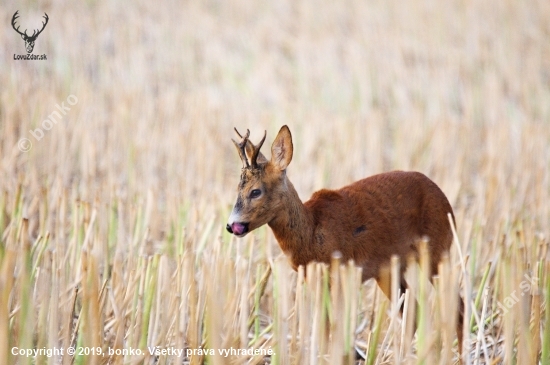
<box><xmin>249</xmin><ymin>189</ymin><xmax>262</xmax><ymax>199</ymax></box>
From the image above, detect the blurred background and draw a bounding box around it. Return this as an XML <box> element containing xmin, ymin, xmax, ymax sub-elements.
<box><xmin>1</xmin><ymin>0</ymin><xmax>549</xmax><ymax>363</ymax></box>
<box><xmin>2</xmin><ymin>0</ymin><xmax>548</xmax><ymax>206</ymax></box>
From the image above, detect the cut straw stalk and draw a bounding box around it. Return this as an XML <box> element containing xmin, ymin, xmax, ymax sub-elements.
<box><xmin>18</xmin><ymin>218</ymin><xmax>33</xmax><ymax>365</ymax></box>
<box><xmin>437</xmin><ymin>255</ymin><xmax>456</xmax><ymax>365</ymax></box>
<box><xmin>542</xmin><ymin>261</ymin><xmax>550</xmax><ymax>364</ymax></box>
<box><xmin>0</xmin><ymin>249</ymin><xmax>16</xmax><ymax>365</ymax></box>
<box><xmin>416</xmin><ymin>238</ymin><xmax>432</xmax><ymax>365</ymax></box>
<box><xmin>329</xmin><ymin>251</ymin><xmax>343</xmax><ymax>365</ymax></box>
<box><xmin>36</xmin><ymin>250</ymin><xmax>52</xmax><ymax>365</ymax></box>
<box><xmin>390</xmin><ymin>255</ymin><xmax>401</xmax><ymax>365</ymax></box>
<box><xmin>366</xmin><ymin>296</ymin><xmax>388</xmax><ymax>365</ymax></box>
<box><xmin>273</xmin><ymin>258</ymin><xmax>290</xmax><ymax>365</ymax></box>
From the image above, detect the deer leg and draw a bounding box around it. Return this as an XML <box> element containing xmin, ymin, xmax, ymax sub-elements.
<box><xmin>376</xmin><ymin>259</ymin><xmax>466</xmax><ymax>357</ymax></box>
<box><xmin>375</xmin><ymin>269</ymin><xmax>416</xmax><ymax>335</ymax></box>
<box><xmin>456</xmin><ymin>295</ymin><xmax>465</xmax><ymax>355</ymax></box>
<box><xmin>374</xmin><ymin>263</ymin><xmax>395</xmax><ymax>300</ymax></box>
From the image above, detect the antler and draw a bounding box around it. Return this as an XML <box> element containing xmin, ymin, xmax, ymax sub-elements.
<box><xmin>232</xmin><ymin>128</ymin><xmax>251</xmax><ymax>168</ymax></box>
<box><xmin>11</xmin><ymin>11</ymin><xmax>48</xmax><ymax>39</ymax></box>
<box><xmin>11</xmin><ymin>11</ymin><xmax>26</xmax><ymax>37</ymax></box>
<box><xmin>233</xmin><ymin>128</ymin><xmax>267</xmax><ymax>168</ymax></box>
<box><xmin>250</xmin><ymin>130</ymin><xmax>266</xmax><ymax>168</ymax></box>
<box><xmin>32</xmin><ymin>13</ymin><xmax>49</xmax><ymax>38</ymax></box>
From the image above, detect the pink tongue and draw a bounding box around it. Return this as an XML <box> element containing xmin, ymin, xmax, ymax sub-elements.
<box><xmin>232</xmin><ymin>223</ymin><xmax>246</xmax><ymax>235</ymax></box>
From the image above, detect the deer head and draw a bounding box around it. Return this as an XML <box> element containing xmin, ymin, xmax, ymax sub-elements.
<box><xmin>12</xmin><ymin>11</ymin><xmax>49</xmax><ymax>54</ymax></box>
<box><xmin>226</xmin><ymin>126</ymin><xmax>294</xmax><ymax>237</ymax></box>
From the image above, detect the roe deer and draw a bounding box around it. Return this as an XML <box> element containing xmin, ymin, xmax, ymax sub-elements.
<box><xmin>226</xmin><ymin>125</ymin><xmax>464</xmax><ymax>352</ymax></box>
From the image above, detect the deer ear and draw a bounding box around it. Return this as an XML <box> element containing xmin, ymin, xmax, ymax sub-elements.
<box><xmin>244</xmin><ymin>140</ymin><xmax>268</xmax><ymax>164</ymax></box>
<box><xmin>271</xmin><ymin>125</ymin><xmax>293</xmax><ymax>171</ymax></box>
<box><xmin>21</xmin><ymin>34</ymin><xmax>25</xmax><ymax>40</ymax></box>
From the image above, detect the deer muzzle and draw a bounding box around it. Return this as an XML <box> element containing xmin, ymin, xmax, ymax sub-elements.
<box><xmin>226</xmin><ymin>222</ymin><xmax>249</xmax><ymax>236</ymax></box>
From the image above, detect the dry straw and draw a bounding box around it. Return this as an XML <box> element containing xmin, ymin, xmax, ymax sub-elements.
<box><xmin>1</xmin><ymin>0</ymin><xmax>549</xmax><ymax>364</ymax></box>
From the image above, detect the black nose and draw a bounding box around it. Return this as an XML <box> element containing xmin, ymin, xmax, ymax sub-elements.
<box><xmin>226</xmin><ymin>224</ymin><xmax>233</xmax><ymax>233</ymax></box>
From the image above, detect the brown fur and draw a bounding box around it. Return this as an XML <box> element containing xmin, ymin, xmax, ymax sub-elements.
<box><xmin>270</xmin><ymin>171</ymin><xmax>454</xmax><ymax>279</ymax></box>
<box><xmin>228</xmin><ymin>125</ymin><xmax>465</xmax><ymax>353</ymax></box>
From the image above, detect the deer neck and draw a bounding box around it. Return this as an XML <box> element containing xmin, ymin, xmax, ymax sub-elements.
<box><xmin>267</xmin><ymin>178</ymin><xmax>315</xmax><ymax>264</ymax></box>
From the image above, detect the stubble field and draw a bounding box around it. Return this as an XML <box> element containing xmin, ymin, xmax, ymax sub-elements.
<box><xmin>1</xmin><ymin>0</ymin><xmax>549</xmax><ymax>364</ymax></box>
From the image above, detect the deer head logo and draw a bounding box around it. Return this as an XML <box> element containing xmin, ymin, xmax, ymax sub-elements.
<box><xmin>12</xmin><ymin>11</ymin><xmax>49</xmax><ymax>54</ymax></box>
